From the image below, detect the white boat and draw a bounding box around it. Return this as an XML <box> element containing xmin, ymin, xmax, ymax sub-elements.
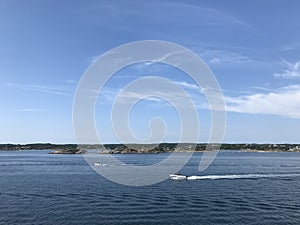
<box><xmin>169</xmin><ymin>173</ymin><xmax>187</xmax><ymax>180</ymax></box>
<box><xmin>94</xmin><ymin>163</ymin><xmax>108</xmax><ymax>166</ymax></box>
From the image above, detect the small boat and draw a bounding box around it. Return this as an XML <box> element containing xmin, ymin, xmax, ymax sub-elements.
<box><xmin>94</xmin><ymin>163</ymin><xmax>108</xmax><ymax>166</ymax></box>
<box><xmin>169</xmin><ymin>173</ymin><xmax>187</xmax><ymax>180</ymax></box>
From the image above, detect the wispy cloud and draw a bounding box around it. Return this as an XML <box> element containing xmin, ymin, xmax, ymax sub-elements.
<box><xmin>5</xmin><ymin>82</ymin><xmax>72</xmax><ymax>96</ymax></box>
<box><xmin>200</xmin><ymin>49</ymin><xmax>251</xmax><ymax>65</ymax></box>
<box><xmin>173</xmin><ymin>2</ymin><xmax>254</xmax><ymax>31</ymax></box>
<box><xmin>174</xmin><ymin>81</ymin><xmax>202</xmax><ymax>92</ymax></box>
<box><xmin>95</xmin><ymin>76</ymin><xmax>300</xmax><ymax>120</ymax></box>
<box><xmin>96</xmin><ymin>79</ymin><xmax>207</xmax><ymax>108</ymax></box>
<box><xmin>274</xmin><ymin>61</ymin><xmax>300</xmax><ymax>79</ymax></box>
<box><xmin>225</xmin><ymin>85</ymin><xmax>300</xmax><ymax>119</ymax></box>
<box><xmin>83</xmin><ymin>1</ymin><xmax>254</xmax><ymax>32</ymax></box>
<box><xmin>66</xmin><ymin>79</ymin><xmax>77</xmax><ymax>84</ymax></box>
<box><xmin>18</xmin><ymin>108</ymin><xmax>45</xmax><ymax>112</ymax></box>
<box><xmin>209</xmin><ymin>58</ymin><xmax>221</xmax><ymax>65</ymax></box>
<box><xmin>280</xmin><ymin>42</ymin><xmax>300</xmax><ymax>52</ymax></box>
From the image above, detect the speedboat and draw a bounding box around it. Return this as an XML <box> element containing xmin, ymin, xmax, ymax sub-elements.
<box><xmin>169</xmin><ymin>173</ymin><xmax>187</xmax><ymax>180</ymax></box>
<box><xmin>94</xmin><ymin>163</ymin><xmax>108</xmax><ymax>166</ymax></box>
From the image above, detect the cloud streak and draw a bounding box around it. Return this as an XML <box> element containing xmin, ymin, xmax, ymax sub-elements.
<box><xmin>5</xmin><ymin>82</ymin><xmax>72</xmax><ymax>96</ymax></box>
<box><xmin>83</xmin><ymin>1</ymin><xmax>254</xmax><ymax>32</ymax></box>
<box><xmin>18</xmin><ymin>108</ymin><xmax>45</xmax><ymax>112</ymax></box>
<box><xmin>199</xmin><ymin>48</ymin><xmax>252</xmax><ymax>65</ymax></box>
<box><xmin>95</xmin><ymin>79</ymin><xmax>206</xmax><ymax>108</ymax></box>
<box><xmin>274</xmin><ymin>61</ymin><xmax>300</xmax><ymax>79</ymax></box>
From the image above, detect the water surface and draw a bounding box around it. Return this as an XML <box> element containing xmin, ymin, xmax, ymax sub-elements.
<box><xmin>0</xmin><ymin>151</ymin><xmax>299</xmax><ymax>224</ymax></box>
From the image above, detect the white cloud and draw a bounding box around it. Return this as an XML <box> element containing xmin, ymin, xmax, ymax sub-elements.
<box><xmin>225</xmin><ymin>85</ymin><xmax>300</xmax><ymax>119</ymax></box>
<box><xmin>66</xmin><ymin>79</ymin><xmax>77</xmax><ymax>84</ymax></box>
<box><xmin>209</xmin><ymin>58</ymin><xmax>221</xmax><ymax>64</ymax></box>
<box><xmin>84</xmin><ymin>1</ymin><xmax>254</xmax><ymax>31</ymax></box>
<box><xmin>95</xmin><ymin>78</ymin><xmax>300</xmax><ymax>120</ymax></box>
<box><xmin>18</xmin><ymin>108</ymin><xmax>45</xmax><ymax>112</ymax></box>
<box><xmin>199</xmin><ymin>48</ymin><xmax>251</xmax><ymax>65</ymax></box>
<box><xmin>96</xmin><ymin>78</ymin><xmax>207</xmax><ymax>109</ymax></box>
<box><xmin>274</xmin><ymin>61</ymin><xmax>300</xmax><ymax>78</ymax></box>
<box><xmin>113</xmin><ymin>89</ymin><xmax>185</xmax><ymax>106</ymax></box>
<box><xmin>280</xmin><ymin>42</ymin><xmax>300</xmax><ymax>52</ymax></box>
<box><xmin>5</xmin><ymin>82</ymin><xmax>72</xmax><ymax>96</ymax></box>
<box><xmin>140</xmin><ymin>82</ymin><xmax>300</xmax><ymax>120</ymax></box>
<box><xmin>174</xmin><ymin>81</ymin><xmax>201</xmax><ymax>92</ymax></box>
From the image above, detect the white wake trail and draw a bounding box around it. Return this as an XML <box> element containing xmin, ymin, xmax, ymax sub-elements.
<box><xmin>186</xmin><ymin>173</ymin><xmax>300</xmax><ymax>180</ymax></box>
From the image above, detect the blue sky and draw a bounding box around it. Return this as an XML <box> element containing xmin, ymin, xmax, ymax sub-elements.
<box><xmin>1</xmin><ymin>0</ymin><xmax>300</xmax><ymax>143</ymax></box>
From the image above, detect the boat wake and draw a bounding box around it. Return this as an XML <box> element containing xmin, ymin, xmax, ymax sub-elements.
<box><xmin>186</xmin><ymin>173</ymin><xmax>300</xmax><ymax>180</ymax></box>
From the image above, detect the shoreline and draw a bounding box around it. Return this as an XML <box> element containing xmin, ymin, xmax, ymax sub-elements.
<box><xmin>0</xmin><ymin>143</ymin><xmax>300</xmax><ymax>154</ymax></box>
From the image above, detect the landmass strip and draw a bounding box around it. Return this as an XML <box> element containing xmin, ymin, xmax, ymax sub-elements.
<box><xmin>0</xmin><ymin>143</ymin><xmax>299</xmax><ymax>154</ymax></box>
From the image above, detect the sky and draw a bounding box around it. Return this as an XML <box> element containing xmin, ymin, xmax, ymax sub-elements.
<box><xmin>1</xmin><ymin>0</ymin><xmax>300</xmax><ymax>144</ymax></box>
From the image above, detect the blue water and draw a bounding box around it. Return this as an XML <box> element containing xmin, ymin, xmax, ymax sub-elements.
<box><xmin>0</xmin><ymin>151</ymin><xmax>299</xmax><ymax>224</ymax></box>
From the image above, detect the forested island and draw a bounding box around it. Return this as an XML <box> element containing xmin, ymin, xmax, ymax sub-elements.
<box><xmin>0</xmin><ymin>143</ymin><xmax>299</xmax><ymax>154</ymax></box>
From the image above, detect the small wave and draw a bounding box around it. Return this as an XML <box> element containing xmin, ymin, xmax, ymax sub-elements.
<box><xmin>186</xmin><ymin>173</ymin><xmax>300</xmax><ymax>180</ymax></box>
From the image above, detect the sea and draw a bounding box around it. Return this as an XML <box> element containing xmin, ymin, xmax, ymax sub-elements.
<box><xmin>0</xmin><ymin>150</ymin><xmax>299</xmax><ymax>225</ymax></box>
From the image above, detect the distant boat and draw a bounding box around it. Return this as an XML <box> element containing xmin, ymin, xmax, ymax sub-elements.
<box><xmin>169</xmin><ymin>173</ymin><xmax>187</xmax><ymax>180</ymax></box>
<box><xmin>94</xmin><ymin>163</ymin><xmax>108</xmax><ymax>166</ymax></box>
